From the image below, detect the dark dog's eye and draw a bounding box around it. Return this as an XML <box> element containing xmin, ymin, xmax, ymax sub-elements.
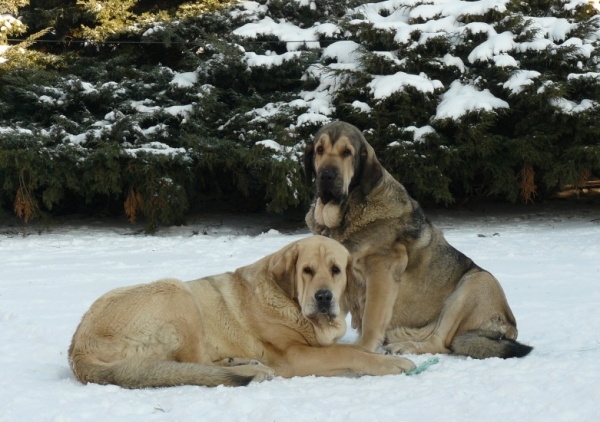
<box><xmin>303</xmin><ymin>267</ymin><xmax>314</xmax><ymax>276</ymax></box>
<box><xmin>342</xmin><ymin>149</ymin><xmax>351</xmax><ymax>157</ymax></box>
<box><xmin>316</xmin><ymin>146</ymin><xmax>324</xmax><ymax>155</ymax></box>
<box><xmin>331</xmin><ymin>265</ymin><xmax>340</xmax><ymax>275</ymax></box>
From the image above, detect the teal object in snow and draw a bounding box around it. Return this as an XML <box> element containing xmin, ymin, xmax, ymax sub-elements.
<box><xmin>405</xmin><ymin>357</ymin><xmax>440</xmax><ymax>376</ymax></box>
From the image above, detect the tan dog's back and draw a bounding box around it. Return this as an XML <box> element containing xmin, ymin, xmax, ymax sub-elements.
<box><xmin>69</xmin><ymin>278</ymin><xmax>267</xmax><ymax>388</ymax></box>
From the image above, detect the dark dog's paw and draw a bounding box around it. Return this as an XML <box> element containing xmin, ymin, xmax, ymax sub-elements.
<box><xmin>384</xmin><ymin>342</ymin><xmax>414</xmax><ymax>355</ymax></box>
<box><xmin>220</xmin><ymin>357</ymin><xmax>264</xmax><ymax>367</ymax></box>
<box><xmin>385</xmin><ymin>340</ymin><xmax>450</xmax><ymax>355</ymax></box>
<box><xmin>230</xmin><ymin>364</ymin><xmax>276</xmax><ymax>383</ymax></box>
<box><xmin>375</xmin><ymin>346</ymin><xmax>391</xmax><ymax>355</ymax></box>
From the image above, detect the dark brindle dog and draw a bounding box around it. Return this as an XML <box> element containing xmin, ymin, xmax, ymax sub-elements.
<box><xmin>304</xmin><ymin>121</ymin><xmax>532</xmax><ymax>359</ymax></box>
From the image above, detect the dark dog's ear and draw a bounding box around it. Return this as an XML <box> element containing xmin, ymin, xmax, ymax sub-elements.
<box><xmin>345</xmin><ymin>257</ymin><xmax>353</xmax><ymax>287</ymax></box>
<box><xmin>342</xmin><ymin>257</ymin><xmax>361</xmax><ymax>325</ymax></box>
<box><xmin>339</xmin><ymin>258</ymin><xmax>353</xmax><ymax>316</ymax></box>
<box><xmin>359</xmin><ymin>141</ymin><xmax>383</xmax><ymax>197</ymax></box>
<box><xmin>268</xmin><ymin>242</ymin><xmax>299</xmax><ymax>300</ymax></box>
<box><xmin>303</xmin><ymin>142</ymin><xmax>315</xmax><ymax>185</ymax></box>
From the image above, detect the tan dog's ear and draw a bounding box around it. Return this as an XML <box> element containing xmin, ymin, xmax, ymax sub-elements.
<box><xmin>359</xmin><ymin>141</ymin><xmax>383</xmax><ymax>197</ymax></box>
<box><xmin>304</xmin><ymin>142</ymin><xmax>315</xmax><ymax>185</ymax></box>
<box><xmin>268</xmin><ymin>242</ymin><xmax>299</xmax><ymax>299</ymax></box>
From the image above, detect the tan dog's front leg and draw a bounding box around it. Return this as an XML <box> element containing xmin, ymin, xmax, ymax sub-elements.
<box><xmin>280</xmin><ymin>344</ymin><xmax>415</xmax><ymax>378</ymax></box>
<box><xmin>358</xmin><ymin>253</ymin><xmax>406</xmax><ymax>352</ymax></box>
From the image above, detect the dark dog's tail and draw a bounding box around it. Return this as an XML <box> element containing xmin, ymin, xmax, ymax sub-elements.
<box><xmin>450</xmin><ymin>330</ymin><xmax>533</xmax><ymax>359</ymax></box>
<box><xmin>69</xmin><ymin>355</ymin><xmax>254</xmax><ymax>388</ymax></box>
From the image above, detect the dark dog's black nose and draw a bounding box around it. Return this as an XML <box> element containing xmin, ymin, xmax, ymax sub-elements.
<box><xmin>319</xmin><ymin>168</ymin><xmax>336</xmax><ymax>183</ymax></box>
<box><xmin>315</xmin><ymin>289</ymin><xmax>333</xmax><ymax>305</ymax></box>
<box><xmin>318</xmin><ymin>168</ymin><xmax>338</xmax><ymax>204</ymax></box>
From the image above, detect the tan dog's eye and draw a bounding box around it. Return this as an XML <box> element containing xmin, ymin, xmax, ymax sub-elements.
<box><xmin>316</xmin><ymin>146</ymin><xmax>324</xmax><ymax>155</ymax></box>
<box><xmin>303</xmin><ymin>267</ymin><xmax>314</xmax><ymax>276</ymax></box>
<box><xmin>342</xmin><ymin>149</ymin><xmax>351</xmax><ymax>157</ymax></box>
<box><xmin>331</xmin><ymin>265</ymin><xmax>340</xmax><ymax>276</ymax></box>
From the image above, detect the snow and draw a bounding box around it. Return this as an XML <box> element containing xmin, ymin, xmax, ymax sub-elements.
<box><xmin>443</xmin><ymin>53</ymin><xmax>466</xmax><ymax>73</ymax></box>
<box><xmin>468</xmin><ymin>31</ymin><xmax>516</xmax><ymax>63</ymax></box>
<box><xmin>368</xmin><ymin>72</ymin><xmax>443</xmax><ymax>99</ymax></box>
<box><xmin>322</xmin><ymin>41</ymin><xmax>362</xmax><ymax>64</ymax></box>
<box><xmin>373</xmin><ymin>51</ymin><xmax>407</xmax><ymax>66</ymax></box>
<box><xmin>435</xmin><ymin>81</ymin><xmax>509</xmax><ymax>119</ymax></box>
<box><xmin>295</xmin><ymin>68</ymin><xmax>340</xmax><ymax>125</ymax></box>
<box><xmin>255</xmin><ymin>139</ymin><xmax>301</xmax><ymax>162</ymax></box>
<box><xmin>409</xmin><ymin>0</ymin><xmax>510</xmax><ymax>20</ymax></box>
<box><xmin>245</xmin><ymin>102</ymin><xmax>289</xmax><ymax>124</ymax></box>
<box><xmin>351</xmin><ymin>100</ymin><xmax>372</xmax><ymax>113</ymax></box>
<box><xmin>529</xmin><ymin>17</ymin><xmax>576</xmax><ymax>42</ymax></box>
<box><xmin>142</xmin><ymin>24</ymin><xmax>166</xmax><ymax>37</ymax></box>
<box><xmin>170</xmin><ymin>72</ymin><xmax>198</xmax><ymax>88</ymax></box>
<box><xmin>0</xmin><ymin>44</ymin><xmax>9</xmax><ymax>63</ymax></box>
<box><xmin>395</xmin><ymin>16</ymin><xmax>459</xmax><ymax>45</ymax></box>
<box><xmin>296</xmin><ymin>111</ymin><xmax>330</xmax><ymax>127</ymax></box>
<box><xmin>228</xmin><ymin>1</ymin><xmax>268</xmax><ymax>19</ymax></box>
<box><xmin>255</xmin><ymin>139</ymin><xmax>282</xmax><ymax>151</ymax></box>
<box><xmin>568</xmin><ymin>72</ymin><xmax>600</xmax><ymax>80</ymax></box>
<box><xmin>564</xmin><ymin>0</ymin><xmax>600</xmax><ymax>12</ymax></box>
<box><xmin>561</xmin><ymin>37</ymin><xmax>595</xmax><ymax>58</ymax></box>
<box><xmin>0</xmin><ymin>127</ymin><xmax>32</xmax><ymax>135</ymax></box>
<box><xmin>129</xmin><ymin>100</ymin><xmax>160</xmax><ymax>114</ymax></box>
<box><xmin>124</xmin><ymin>141</ymin><xmax>186</xmax><ymax>158</ymax></box>
<box><xmin>233</xmin><ymin>17</ymin><xmax>333</xmax><ymax>51</ymax></box>
<box><xmin>2</xmin><ymin>205</ymin><xmax>600</xmax><ymax>421</ymax></box>
<box><xmin>493</xmin><ymin>53</ymin><xmax>518</xmax><ymax>68</ymax></box>
<box><xmin>550</xmin><ymin>98</ymin><xmax>597</xmax><ymax>114</ymax></box>
<box><xmin>517</xmin><ymin>38</ymin><xmax>554</xmax><ymax>54</ymax></box>
<box><xmin>0</xmin><ymin>13</ymin><xmax>23</xmax><ymax>32</ymax></box>
<box><xmin>244</xmin><ymin>51</ymin><xmax>302</xmax><ymax>68</ymax></box>
<box><xmin>503</xmin><ymin>70</ymin><xmax>541</xmax><ymax>95</ymax></box>
<box><xmin>164</xmin><ymin>104</ymin><xmax>193</xmax><ymax>118</ymax></box>
<box><xmin>403</xmin><ymin>125</ymin><xmax>436</xmax><ymax>142</ymax></box>
<box><xmin>75</xmin><ymin>81</ymin><xmax>98</xmax><ymax>95</ymax></box>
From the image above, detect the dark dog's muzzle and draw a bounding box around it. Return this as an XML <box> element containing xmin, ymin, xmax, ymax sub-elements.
<box><xmin>316</xmin><ymin>168</ymin><xmax>344</xmax><ymax>204</ymax></box>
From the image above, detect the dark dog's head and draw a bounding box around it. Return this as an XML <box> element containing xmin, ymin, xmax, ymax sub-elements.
<box><xmin>304</xmin><ymin>121</ymin><xmax>383</xmax><ymax>204</ymax></box>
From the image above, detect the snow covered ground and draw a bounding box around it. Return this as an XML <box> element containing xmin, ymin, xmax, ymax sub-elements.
<box><xmin>1</xmin><ymin>203</ymin><xmax>600</xmax><ymax>421</ymax></box>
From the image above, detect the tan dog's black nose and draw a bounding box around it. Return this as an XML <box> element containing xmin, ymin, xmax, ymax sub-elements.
<box><xmin>315</xmin><ymin>289</ymin><xmax>333</xmax><ymax>311</ymax></box>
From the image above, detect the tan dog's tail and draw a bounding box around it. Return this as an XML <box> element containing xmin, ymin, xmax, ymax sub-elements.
<box><xmin>70</xmin><ymin>355</ymin><xmax>254</xmax><ymax>388</ymax></box>
<box><xmin>450</xmin><ymin>330</ymin><xmax>533</xmax><ymax>359</ymax></box>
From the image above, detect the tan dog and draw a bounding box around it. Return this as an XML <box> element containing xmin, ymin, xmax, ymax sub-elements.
<box><xmin>304</xmin><ymin>121</ymin><xmax>533</xmax><ymax>359</ymax></box>
<box><xmin>68</xmin><ymin>235</ymin><xmax>415</xmax><ymax>388</ymax></box>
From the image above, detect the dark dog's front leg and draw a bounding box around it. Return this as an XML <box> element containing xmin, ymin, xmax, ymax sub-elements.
<box><xmin>358</xmin><ymin>253</ymin><xmax>406</xmax><ymax>352</ymax></box>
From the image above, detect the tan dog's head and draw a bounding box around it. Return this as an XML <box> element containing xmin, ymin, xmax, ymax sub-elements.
<box><xmin>304</xmin><ymin>121</ymin><xmax>383</xmax><ymax>204</ymax></box>
<box><xmin>269</xmin><ymin>235</ymin><xmax>351</xmax><ymax>325</ymax></box>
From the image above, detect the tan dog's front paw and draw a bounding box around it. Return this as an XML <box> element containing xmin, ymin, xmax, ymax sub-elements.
<box><xmin>376</xmin><ymin>355</ymin><xmax>416</xmax><ymax>375</ymax></box>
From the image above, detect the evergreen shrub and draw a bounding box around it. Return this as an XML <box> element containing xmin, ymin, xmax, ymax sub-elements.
<box><xmin>1</xmin><ymin>0</ymin><xmax>600</xmax><ymax>229</ymax></box>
